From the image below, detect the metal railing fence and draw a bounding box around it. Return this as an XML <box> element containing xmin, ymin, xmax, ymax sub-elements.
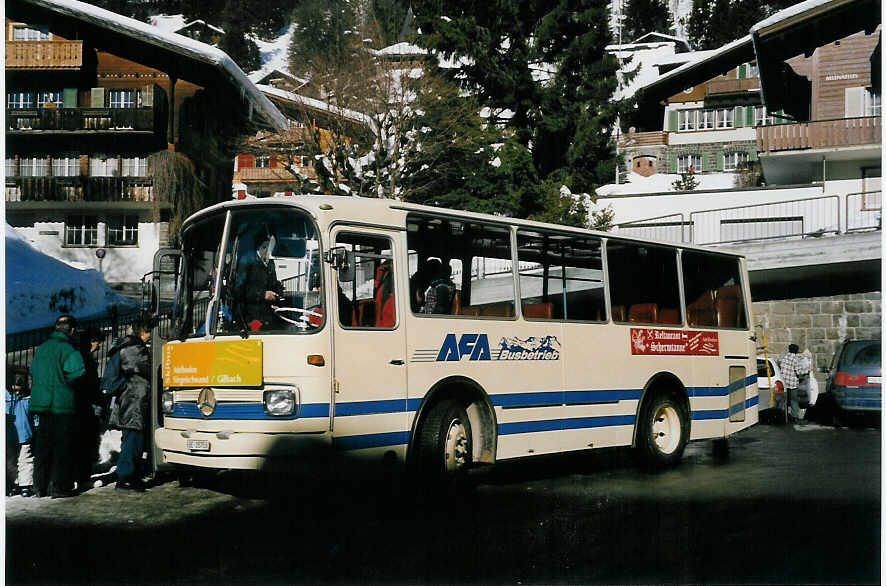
<box><xmin>615</xmin><ymin>191</ymin><xmax>879</xmax><ymax>246</ymax></box>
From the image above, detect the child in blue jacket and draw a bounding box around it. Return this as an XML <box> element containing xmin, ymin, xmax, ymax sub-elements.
<box><xmin>6</xmin><ymin>367</ymin><xmax>35</xmax><ymax>497</ymax></box>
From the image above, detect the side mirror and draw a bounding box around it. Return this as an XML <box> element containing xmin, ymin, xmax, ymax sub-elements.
<box><xmin>326</xmin><ymin>247</ymin><xmax>355</xmax><ymax>282</ymax></box>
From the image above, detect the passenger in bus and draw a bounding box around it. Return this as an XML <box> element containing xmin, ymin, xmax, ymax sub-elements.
<box><xmin>409</xmin><ymin>261</ymin><xmax>434</xmax><ymax>313</ymax></box>
<box><xmin>235</xmin><ymin>234</ymin><xmax>284</xmax><ymax>331</ymax></box>
<box><xmin>422</xmin><ymin>259</ymin><xmax>456</xmax><ymax>315</ymax></box>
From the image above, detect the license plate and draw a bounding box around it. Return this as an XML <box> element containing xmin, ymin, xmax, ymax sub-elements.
<box><xmin>868</xmin><ymin>376</ymin><xmax>881</xmax><ymax>384</ymax></box>
<box><xmin>187</xmin><ymin>439</ymin><xmax>210</xmax><ymax>452</ymax></box>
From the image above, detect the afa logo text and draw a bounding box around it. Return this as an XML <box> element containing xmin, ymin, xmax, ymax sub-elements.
<box><xmin>435</xmin><ymin>334</ymin><xmax>561</xmax><ymax>362</ymax></box>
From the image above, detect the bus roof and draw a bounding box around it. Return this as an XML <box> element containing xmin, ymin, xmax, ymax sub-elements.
<box><xmin>185</xmin><ymin>195</ymin><xmax>746</xmax><ymax>259</ymax></box>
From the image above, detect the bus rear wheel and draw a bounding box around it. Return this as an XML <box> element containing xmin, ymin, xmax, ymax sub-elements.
<box><xmin>637</xmin><ymin>392</ymin><xmax>689</xmax><ymax>468</ymax></box>
<box><xmin>416</xmin><ymin>399</ymin><xmax>473</xmax><ymax>481</ymax></box>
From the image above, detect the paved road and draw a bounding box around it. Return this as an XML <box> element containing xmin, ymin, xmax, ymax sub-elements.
<box><xmin>6</xmin><ymin>421</ymin><xmax>880</xmax><ymax>584</ymax></box>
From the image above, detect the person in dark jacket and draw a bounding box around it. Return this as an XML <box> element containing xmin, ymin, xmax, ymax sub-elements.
<box><xmin>107</xmin><ymin>317</ymin><xmax>152</xmax><ymax>492</ymax></box>
<box><xmin>29</xmin><ymin>315</ymin><xmax>86</xmax><ymax>498</ymax></box>
<box><xmin>74</xmin><ymin>328</ymin><xmax>103</xmax><ymax>493</ymax></box>
<box><xmin>236</xmin><ymin>233</ymin><xmax>284</xmax><ymax>331</ymax></box>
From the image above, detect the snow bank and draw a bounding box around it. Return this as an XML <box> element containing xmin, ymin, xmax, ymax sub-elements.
<box><xmin>596</xmin><ymin>171</ymin><xmax>739</xmax><ymax>196</ymax></box>
<box><xmin>5</xmin><ymin>225</ymin><xmax>136</xmax><ymax>333</ymax></box>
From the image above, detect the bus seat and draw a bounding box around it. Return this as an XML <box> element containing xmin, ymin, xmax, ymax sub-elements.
<box><xmin>523</xmin><ymin>302</ymin><xmax>554</xmax><ymax>319</ymax></box>
<box><xmin>611</xmin><ymin>305</ymin><xmax>626</xmax><ymax>322</ymax></box>
<box><xmin>355</xmin><ymin>299</ymin><xmax>376</xmax><ymax>326</ymax></box>
<box><xmin>715</xmin><ymin>285</ymin><xmax>742</xmax><ymax>327</ymax></box>
<box><xmin>659</xmin><ymin>308</ymin><xmax>680</xmax><ymax>324</ymax></box>
<box><xmin>374</xmin><ymin>261</ymin><xmax>395</xmax><ymax>327</ymax></box>
<box><xmin>482</xmin><ymin>302</ymin><xmax>514</xmax><ymax>318</ymax></box>
<box><xmin>628</xmin><ymin>303</ymin><xmax>658</xmax><ymax>324</ymax></box>
<box><xmin>460</xmin><ymin>306</ymin><xmax>481</xmax><ymax>316</ymax></box>
<box><xmin>451</xmin><ymin>290</ymin><xmax>462</xmax><ymax>315</ymax></box>
<box><xmin>687</xmin><ymin>290</ymin><xmax>716</xmax><ymax>327</ymax></box>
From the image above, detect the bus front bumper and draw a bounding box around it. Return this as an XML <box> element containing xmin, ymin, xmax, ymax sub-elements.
<box><xmin>155</xmin><ymin>427</ymin><xmax>332</xmax><ymax>471</ymax></box>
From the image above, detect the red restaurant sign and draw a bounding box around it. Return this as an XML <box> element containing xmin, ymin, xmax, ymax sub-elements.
<box><xmin>630</xmin><ymin>328</ymin><xmax>719</xmax><ymax>356</ymax></box>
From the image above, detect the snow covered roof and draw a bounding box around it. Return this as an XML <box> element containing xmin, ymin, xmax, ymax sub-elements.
<box><xmin>368</xmin><ymin>42</ymin><xmax>428</xmax><ymax>57</ymax></box>
<box><xmin>257</xmin><ymin>84</ymin><xmax>376</xmax><ymax>134</ymax></box>
<box><xmin>249</xmin><ymin>22</ymin><xmax>297</xmax><ymax>80</ymax></box>
<box><xmin>14</xmin><ymin>0</ymin><xmax>287</xmax><ymax>131</ymax></box>
<box><xmin>633</xmin><ymin>32</ymin><xmax>691</xmax><ymax>51</ymax></box>
<box><xmin>752</xmin><ymin>0</ymin><xmax>853</xmax><ymax>34</ymax></box>
<box><xmin>177</xmin><ymin>19</ymin><xmax>225</xmax><ymax>35</ymax></box>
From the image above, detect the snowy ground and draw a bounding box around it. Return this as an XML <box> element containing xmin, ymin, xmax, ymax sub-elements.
<box><xmin>5</xmin><ymin>225</ymin><xmax>137</xmax><ymax>334</ymax></box>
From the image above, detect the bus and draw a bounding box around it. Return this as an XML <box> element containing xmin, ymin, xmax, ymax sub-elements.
<box><xmin>151</xmin><ymin>195</ymin><xmax>758</xmax><ymax>482</ymax></box>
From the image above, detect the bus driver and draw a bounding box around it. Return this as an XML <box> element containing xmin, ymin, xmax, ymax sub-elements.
<box><xmin>236</xmin><ymin>233</ymin><xmax>284</xmax><ymax>331</ymax></box>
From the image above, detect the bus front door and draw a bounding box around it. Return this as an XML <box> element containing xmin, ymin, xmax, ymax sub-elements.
<box><xmin>330</xmin><ymin>229</ymin><xmax>409</xmax><ymax>458</ymax></box>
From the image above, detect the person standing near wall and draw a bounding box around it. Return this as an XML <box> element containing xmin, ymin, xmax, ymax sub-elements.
<box><xmin>779</xmin><ymin>343</ymin><xmax>810</xmax><ymax>423</ymax></box>
<box><xmin>29</xmin><ymin>315</ymin><xmax>86</xmax><ymax>498</ymax></box>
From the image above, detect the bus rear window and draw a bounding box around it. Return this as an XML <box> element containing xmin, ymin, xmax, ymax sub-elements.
<box><xmin>682</xmin><ymin>250</ymin><xmax>747</xmax><ymax>329</ymax></box>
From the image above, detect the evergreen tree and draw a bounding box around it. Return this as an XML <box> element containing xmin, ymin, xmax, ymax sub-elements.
<box><xmin>289</xmin><ymin>0</ymin><xmax>357</xmax><ymax>74</ymax></box>
<box><xmin>686</xmin><ymin>0</ymin><xmax>767</xmax><ymax>50</ymax></box>
<box><xmin>411</xmin><ymin>0</ymin><xmax>621</xmax><ymax>224</ymax></box>
<box><xmin>371</xmin><ymin>0</ymin><xmax>413</xmax><ymax>46</ymax></box>
<box><xmin>623</xmin><ymin>0</ymin><xmax>672</xmax><ymax>42</ymax></box>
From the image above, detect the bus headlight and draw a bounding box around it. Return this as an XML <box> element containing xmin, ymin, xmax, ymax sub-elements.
<box><xmin>162</xmin><ymin>391</ymin><xmax>174</xmax><ymax>414</ymax></box>
<box><xmin>264</xmin><ymin>389</ymin><xmax>296</xmax><ymax>416</ymax></box>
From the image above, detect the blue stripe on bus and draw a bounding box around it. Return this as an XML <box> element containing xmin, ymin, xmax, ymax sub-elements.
<box><xmin>498</xmin><ymin>415</ymin><xmax>634</xmax><ymax>436</ymax></box>
<box><xmin>333</xmin><ymin>431</ymin><xmax>410</xmax><ymax>451</ymax></box>
<box><xmin>689</xmin><ymin>375</ymin><xmax>757</xmax><ymax>397</ymax></box>
<box><xmin>335</xmin><ymin>399</ymin><xmax>408</xmax><ymax>416</ymax></box>
<box><xmin>168</xmin><ymin>402</ymin><xmax>326</xmax><ymax>420</ymax></box>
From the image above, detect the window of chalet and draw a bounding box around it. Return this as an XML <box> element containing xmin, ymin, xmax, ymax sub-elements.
<box><xmin>256</xmin><ymin>155</ymin><xmax>271</xmax><ymax>168</ymax></box>
<box><xmin>7</xmin><ymin>92</ymin><xmax>34</xmax><ymax>109</ymax></box>
<box><xmin>52</xmin><ymin>156</ymin><xmax>80</xmax><ymax>177</ymax></box>
<box><xmin>676</xmin><ymin>154</ymin><xmax>702</xmax><ymax>174</ymax></box>
<box><xmin>698</xmin><ymin>109</ymin><xmax>716</xmax><ymax>130</ymax></box>
<box><xmin>38</xmin><ymin>91</ymin><xmax>63</xmax><ymax>108</ymax></box>
<box><xmin>12</xmin><ymin>26</ymin><xmax>50</xmax><ymax>41</ymax></box>
<box><xmin>107</xmin><ymin>215</ymin><xmax>138</xmax><ymax>246</ymax></box>
<box><xmin>865</xmin><ymin>89</ymin><xmax>881</xmax><ymax>117</ymax></box>
<box><xmin>121</xmin><ymin>157</ymin><xmax>147</xmax><ymax>177</ymax></box>
<box><xmin>108</xmin><ymin>89</ymin><xmax>135</xmax><ymax>109</ymax></box>
<box><xmin>65</xmin><ymin>215</ymin><xmax>98</xmax><ymax>246</ymax></box>
<box><xmin>90</xmin><ymin>156</ymin><xmax>119</xmax><ymax>176</ymax></box>
<box><xmin>6</xmin><ymin>159</ymin><xmax>17</xmax><ymax>177</ymax></box>
<box><xmin>715</xmin><ymin>108</ymin><xmax>734</xmax><ymax>129</ymax></box>
<box><xmin>723</xmin><ymin>151</ymin><xmax>749</xmax><ymax>171</ymax></box>
<box><xmin>19</xmin><ymin>157</ymin><xmax>48</xmax><ymax>177</ymax></box>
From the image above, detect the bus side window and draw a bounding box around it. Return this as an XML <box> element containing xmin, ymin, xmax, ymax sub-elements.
<box><xmin>335</xmin><ymin>233</ymin><xmax>397</xmax><ymax>330</ymax></box>
<box><xmin>682</xmin><ymin>251</ymin><xmax>747</xmax><ymax>329</ymax></box>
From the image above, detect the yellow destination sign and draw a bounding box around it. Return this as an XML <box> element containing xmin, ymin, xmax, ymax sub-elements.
<box><xmin>163</xmin><ymin>339</ymin><xmax>263</xmax><ymax>388</ymax></box>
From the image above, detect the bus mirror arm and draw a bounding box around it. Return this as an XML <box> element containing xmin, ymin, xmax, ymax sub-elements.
<box><xmin>325</xmin><ymin>247</ymin><xmax>355</xmax><ymax>282</ymax></box>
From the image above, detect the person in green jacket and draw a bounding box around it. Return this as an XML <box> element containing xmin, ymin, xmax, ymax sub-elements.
<box><xmin>29</xmin><ymin>315</ymin><xmax>86</xmax><ymax>498</ymax></box>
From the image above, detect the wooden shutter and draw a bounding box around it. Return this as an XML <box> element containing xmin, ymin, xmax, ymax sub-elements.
<box><xmin>738</xmin><ymin>64</ymin><xmax>746</xmax><ymax>79</ymax></box>
<box><xmin>734</xmin><ymin>106</ymin><xmax>744</xmax><ymax>127</ymax></box>
<box><xmin>749</xmin><ymin>149</ymin><xmax>758</xmax><ymax>162</ymax></box>
<box><xmin>669</xmin><ymin>153</ymin><xmax>678</xmax><ymax>173</ymax></box>
<box><xmin>716</xmin><ymin>153</ymin><xmax>725</xmax><ymax>171</ymax></box>
<box><xmin>668</xmin><ymin>110</ymin><xmax>678</xmax><ymax>131</ymax></box>
<box><xmin>746</xmin><ymin>106</ymin><xmax>755</xmax><ymax>127</ymax></box>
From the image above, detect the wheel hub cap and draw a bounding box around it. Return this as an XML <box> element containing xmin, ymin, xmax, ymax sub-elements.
<box><xmin>444</xmin><ymin>419</ymin><xmax>469</xmax><ymax>472</ymax></box>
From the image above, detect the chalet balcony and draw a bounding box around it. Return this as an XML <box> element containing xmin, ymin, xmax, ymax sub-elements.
<box><xmin>7</xmin><ymin>107</ymin><xmax>156</xmax><ymax>133</ymax></box>
<box><xmin>618</xmin><ymin>130</ymin><xmax>668</xmax><ymax>148</ymax></box>
<box><xmin>237</xmin><ymin>165</ymin><xmax>317</xmax><ymax>182</ymax></box>
<box><xmin>5</xmin><ymin>176</ymin><xmax>155</xmax><ymax>203</ymax></box>
<box><xmin>5</xmin><ymin>40</ymin><xmax>83</xmax><ymax>69</ymax></box>
<box><xmin>757</xmin><ymin>116</ymin><xmax>881</xmax><ymax>152</ymax></box>
<box><xmin>705</xmin><ymin>77</ymin><xmax>761</xmax><ymax>95</ymax></box>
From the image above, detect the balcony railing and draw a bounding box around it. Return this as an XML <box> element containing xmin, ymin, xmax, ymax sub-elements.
<box><xmin>757</xmin><ymin>117</ymin><xmax>881</xmax><ymax>152</ymax></box>
<box><xmin>618</xmin><ymin>130</ymin><xmax>668</xmax><ymax>148</ymax></box>
<box><xmin>5</xmin><ymin>176</ymin><xmax>155</xmax><ymax>203</ymax></box>
<box><xmin>238</xmin><ymin>167</ymin><xmax>299</xmax><ymax>181</ymax></box>
<box><xmin>5</xmin><ymin>40</ymin><xmax>83</xmax><ymax>69</ymax></box>
<box><xmin>705</xmin><ymin>77</ymin><xmax>760</xmax><ymax>95</ymax></box>
<box><xmin>616</xmin><ymin>191</ymin><xmax>881</xmax><ymax>245</ymax></box>
<box><xmin>7</xmin><ymin>107</ymin><xmax>156</xmax><ymax>132</ymax></box>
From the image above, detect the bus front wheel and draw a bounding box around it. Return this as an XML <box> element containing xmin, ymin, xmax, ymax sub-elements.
<box><xmin>637</xmin><ymin>392</ymin><xmax>689</xmax><ymax>468</ymax></box>
<box><xmin>416</xmin><ymin>399</ymin><xmax>473</xmax><ymax>480</ymax></box>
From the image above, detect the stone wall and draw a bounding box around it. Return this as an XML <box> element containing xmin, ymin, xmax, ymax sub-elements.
<box><xmin>752</xmin><ymin>292</ymin><xmax>881</xmax><ymax>378</ymax></box>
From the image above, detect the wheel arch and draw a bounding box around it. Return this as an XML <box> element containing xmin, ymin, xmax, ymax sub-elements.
<box><xmin>407</xmin><ymin>375</ymin><xmax>498</xmax><ymax>465</ymax></box>
<box><xmin>632</xmin><ymin>371</ymin><xmax>691</xmax><ymax>448</ymax></box>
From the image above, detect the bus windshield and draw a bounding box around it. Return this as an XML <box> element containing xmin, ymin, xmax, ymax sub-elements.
<box><xmin>176</xmin><ymin>206</ymin><xmax>323</xmax><ymax>337</ymax></box>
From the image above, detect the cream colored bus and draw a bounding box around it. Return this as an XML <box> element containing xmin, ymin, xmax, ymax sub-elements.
<box><xmin>152</xmin><ymin>195</ymin><xmax>758</xmax><ymax>480</ymax></box>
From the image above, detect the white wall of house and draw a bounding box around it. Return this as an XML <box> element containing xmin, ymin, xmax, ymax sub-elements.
<box><xmin>14</xmin><ymin>221</ymin><xmax>162</xmax><ymax>283</ymax></box>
